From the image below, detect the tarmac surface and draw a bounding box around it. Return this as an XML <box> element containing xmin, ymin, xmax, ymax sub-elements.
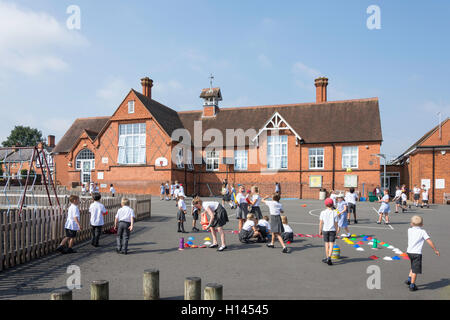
<box><xmin>0</xmin><ymin>197</ymin><xmax>449</xmax><ymax>300</ymax></box>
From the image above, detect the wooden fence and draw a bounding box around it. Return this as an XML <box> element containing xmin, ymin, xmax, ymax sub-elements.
<box><xmin>0</xmin><ymin>194</ymin><xmax>151</xmax><ymax>272</ymax></box>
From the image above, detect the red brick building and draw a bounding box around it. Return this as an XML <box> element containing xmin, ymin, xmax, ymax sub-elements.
<box><xmin>52</xmin><ymin>76</ymin><xmax>383</xmax><ymax>198</ymax></box>
<box><xmin>390</xmin><ymin>118</ymin><xmax>450</xmax><ymax>204</ymax></box>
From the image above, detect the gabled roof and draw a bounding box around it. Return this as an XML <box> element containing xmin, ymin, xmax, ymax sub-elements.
<box><xmin>393</xmin><ymin>117</ymin><xmax>450</xmax><ymax>163</ymax></box>
<box><xmin>178</xmin><ymin>98</ymin><xmax>382</xmax><ymax>146</ymax></box>
<box><xmin>132</xmin><ymin>89</ymin><xmax>185</xmax><ymax>137</ymax></box>
<box><xmin>52</xmin><ymin>116</ymin><xmax>110</xmax><ymax>153</ymax></box>
<box><xmin>200</xmin><ymin>87</ymin><xmax>222</xmax><ymax>100</ymax></box>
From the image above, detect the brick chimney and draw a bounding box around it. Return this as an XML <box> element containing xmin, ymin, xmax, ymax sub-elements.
<box><xmin>140</xmin><ymin>77</ymin><xmax>153</xmax><ymax>99</ymax></box>
<box><xmin>314</xmin><ymin>77</ymin><xmax>328</xmax><ymax>103</ymax></box>
<box><xmin>47</xmin><ymin>135</ymin><xmax>55</xmax><ymax>148</ymax></box>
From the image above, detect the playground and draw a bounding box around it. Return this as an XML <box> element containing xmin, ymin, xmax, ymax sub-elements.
<box><xmin>0</xmin><ymin>197</ymin><xmax>449</xmax><ymax>300</ymax></box>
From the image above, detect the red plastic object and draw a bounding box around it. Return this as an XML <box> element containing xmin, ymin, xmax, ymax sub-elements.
<box><xmin>286</xmin><ymin>241</ymin><xmax>291</xmax><ymax>244</ymax></box>
<box><xmin>184</xmin><ymin>243</ymin><xmax>190</xmax><ymax>248</ymax></box>
<box><xmin>369</xmin><ymin>255</ymin><xmax>379</xmax><ymax>260</ymax></box>
<box><xmin>301</xmin><ymin>204</ymin><xmax>307</xmax><ymax>207</ymax></box>
<box><xmin>356</xmin><ymin>241</ymin><xmax>364</xmax><ymax>245</ymax></box>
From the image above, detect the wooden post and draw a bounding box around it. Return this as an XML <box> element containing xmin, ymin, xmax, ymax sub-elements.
<box><xmin>50</xmin><ymin>289</ymin><xmax>73</xmax><ymax>300</ymax></box>
<box><xmin>143</xmin><ymin>269</ymin><xmax>159</xmax><ymax>300</ymax></box>
<box><xmin>184</xmin><ymin>277</ymin><xmax>201</xmax><ymax>300</ymax></box>
<box><xmin>204</xmin><ymin>283</ymin><xmax>223</xmax><ymax>300</ymax></box>
<box><xmin>90</xmin><ymin>280</ymin><xmax>109</xmax><ymax>300</ymax></box>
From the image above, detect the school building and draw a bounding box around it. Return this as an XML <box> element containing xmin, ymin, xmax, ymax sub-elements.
<box><xmin>52</xmin><ymin>76</ymin><xmax>383</xmax><ymax>199</ymax></box>
<box><xmin>388</xmin><ymin>118</ymin><xmax>450</xmax><ymax>204</ymax></box>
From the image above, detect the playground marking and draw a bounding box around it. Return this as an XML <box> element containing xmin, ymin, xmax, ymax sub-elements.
<box><xmin>372</xmin><ymin>207</ymin><xmax>394</xmax><ymax>230</ymax></box>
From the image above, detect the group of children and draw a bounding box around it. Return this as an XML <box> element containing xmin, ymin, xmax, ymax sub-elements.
<box><xmin>81</xmin><ymin>182</ymin><xmax>116</xmax><ymax>198</ymax></box>
<box><xmin>56</xmin><ymin>193</ymin><xmax>135</xmax><ymax>255</ymax></box>
<box><xmin>160</xmin><ymin>181</ymin><xmax>185</xmax><ymax>201</ymax></box>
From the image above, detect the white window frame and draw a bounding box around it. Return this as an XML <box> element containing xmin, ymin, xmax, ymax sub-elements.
<box><xmin>205</xmin><ymin>150</ymin><xmax>219</xmax><ymax>171</ymax></box>
<box><xmin>128</xmin><ymin>100</ymin><xmax>135</xmax><ymax>114</ymax></box>
<box><xmin>309</xmin><ymin>148</ymin><xmax>324</xmax><ymax>169</ymax></box>
<box><xmin>342</xmin><ymin>146</ymin><xmax>358</xmax><ymax>169</ymax></box>
<box><xmin>176</xmin><ymin>148</ymin><xmax>184</xmax><ymax>169</ymax></box>
<box><xmin>234</xmin><ymin>149</ymin><xmax>248</xmax><ymax>171</ymax></box>
<box><xmin>267</xmin><ymin>135</ymin><xmax>288</xmax><ymax>170</ymax></box>
<box><xmin>117</xmin><ymin>123</ymin><xmax>146</xmax><ymax>165</ymax></box>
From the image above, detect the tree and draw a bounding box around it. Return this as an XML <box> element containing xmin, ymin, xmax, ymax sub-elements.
<box><xmin>2</xmin><ymin>126</ymin><xmax>44</xmax><ymax>147</ymax></box>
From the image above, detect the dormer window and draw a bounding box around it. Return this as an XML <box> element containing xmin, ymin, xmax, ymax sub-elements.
<box><xmin>128</xmin><ymin>100</ymin><xmax>135</xmax><ymax>114</ymax></box>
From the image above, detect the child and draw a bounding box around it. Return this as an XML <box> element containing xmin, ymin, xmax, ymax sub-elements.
<box><xmin>177</xmin><ymin>193</ymin><xmax>187</xmax><ymax>233</ymax></box>
<box><xmin>89</xmin><ymin>193</ymin><xmax>107</xmax><ymax>247</ymax></box>
<box><xmin>377</xmin><ymin>189</ymin><xmax>391</xmax><ymax>224</ymax></box>
<box><xmin>221</xmin><ymin>181</ymin><xmax>230</xmax><ymax>207</ymax></box>
<box><xmin>239</xmin><ymin>213</ymin><xmax>262</xmax><ymax>243</ymax></box>
<box><xmin>81</xmin><ymin>184</ymin><xmax>86</xmax><ymax>196</ymax></box>
<box><xmin>319</xmin><ymin>198</ymin><xmax>339</xmax><ymax>265</ymax></box>
<box><xmin>179</xmin><ymin>183</ymin><xmax>184</xmax><ymax>195</ymax></box>
<box><xmin>191</xmin><ymin>195</ymin><xmax>200</xmax><ymax>232</ymax></box>
<box><xmin>393</xmin><ymin>186</ymin><xmax>402</xmax><ymax>213</ymax></box>
<box><xmin>281</xmin><ymin>215</ymin><xmax>294</xmax><ymax>243</ymax></box>
<box><xmin>114</xmin><ymin>198</ymin><xmax>135</xmax><ymax>255</ymax></box>
<box><xmin>89</xmin><ymin>182</ymin><xmax>94</xmax><ymax>194</ymax></box>
<box><xmin>344</xmin><ymin>187</ymin><xmax>358</xmax><ymax>224</ymax></box>
<box><xmin>229</xmin><ymin>184</ymin><xmax>237</xmax><ymax>209</ymax></box>
<box><xmin>249</xmin><ymin>186</ymin><xmax>262</xmax><ymax>220</ymax></box>
<box><xmin>421</xmin><ymin>186</ymin><xmax>429</xmax><ymax>208</ymax></box>
<box><xmin>170</xmin><ymin>182</ymin><xmax>175</xmax><ymax>200</ymax></box>
<box><xmin>235</xmin><ymin>185</ymin><xmax>248</xmax><ymax>232</ymax></box>
<box><xmin>173</xmin><ymin>185</ymin><xmax>181</xmax><ymax>206</ymax></box>
<box><xmin>160</xmin><ymin>183</ymin><xmax>165</xmax><ymax>201</ymax></box>
<box><xmin>401</xmin><ymin>191</ymin><xmax>408</xmax><ymax>212</ymax></box>
<box><xmin>110</xmin><ymin>184</ymin><xmax>116</xmax><ymax>198</ymax></box>
<box><xmin>412</xmin><ymin>185</ymin><xmax>421</xmax><ymax>207</ymax></box>
<box><xmin>193</xmin><ymin>197</ymin><xmax>229</xmax><ymax>251</ymax></box>
<box><xmin>94</xmin><ymin>183</ymin><xmax>99</xmax><ymax>193</ymax></box>
<box><xmin>405</xmin><ymin>216</ymin><xmax>439</xmax><ymax>291</ymax></box>
<box><xmin>257</xmin><ymin>216</ymin><xmax>271</xmax><ymax>242</ymax></box>
<box><xmin>329</xmin><ymin>190</ymin><xmax>337</xmax><ymax>207</ymax></box>
<box><xmin>165</xmin><ymin>181</ymin><xmax>170</xmax><ymax>200</ymax></box>
<box><xmin>56</xmin><ymin>195</ymin><xmax>82</xmax><ymax>254</ymax></box>
<box><xmin>336</xmin><ymin>193</ymin><xmax>350</xmax><ymax>238</ymax></box>
<box><xmin>262</xmin><ymin>193</ymin><xmax>289</xmax><ymax>253</ymax></box>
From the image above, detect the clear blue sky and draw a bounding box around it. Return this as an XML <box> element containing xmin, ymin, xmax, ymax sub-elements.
<box><xmin>1</xmin><ymin>0</ymin><xmax>449</xmax><ymax>160</ymax></box>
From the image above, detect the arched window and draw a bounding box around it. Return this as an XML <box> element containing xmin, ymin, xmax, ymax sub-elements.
<box><xmin>75</xmin><ymin>149</ymin><xmax>95</xmax><ymax>184</ymax></box>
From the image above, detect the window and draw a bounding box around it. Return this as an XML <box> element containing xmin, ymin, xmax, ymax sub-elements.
<box><xmin>205</xmin><ymin>150</ymin><xmax>219</xmax><ymax>171</ymax></box>
<box><xmin>342</xmin><ymin>146</ymin><xmax>358</xmax><ymax>168</ymax></box>
<box><xmin>185</xmin><ymin>149</ymin><xmax>194</xmax><ymax>171</ymax></box>
<box><xmin>176</xmin><ymin>148</ymin><xmax>184</xmax><ymax>169</ymax></box>
<box><xmin>76</xmin><ymin>149</ymin><xmax>95</xmax><ymax>170</ymax></box>
<box><xmin>267</xmin><ymin>135</ymin><xmax>288</xmax><ymax>169</ymax></box>
<box><xmin>118</xmin><ymin>123</ymin><xmax>146</xmax><ymax>164</ymax></box>
<box><xmin>128</xmin><ymin>100</ymin><xmax>135</xmax><ymax>114</ymax></box>
<box><xmin>234</xmin><ymin>149</ymin><xmax>248</xmax><ymax>171</ymax></box>
<box><xmin>309</xmin><ymin>148</ymin><xmax>324</xmax><ymax>169</ymax></box>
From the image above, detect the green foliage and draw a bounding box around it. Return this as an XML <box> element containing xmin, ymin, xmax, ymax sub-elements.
<box><xmin>2</xmin><ymin>126</ymin><xmax>44</xmax><ymax>147</ymax></box>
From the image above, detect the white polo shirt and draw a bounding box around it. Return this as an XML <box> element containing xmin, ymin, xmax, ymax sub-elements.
<box><xmin>202</xmin><ymin>201</ymin><xmax>219</xmax><ymax>212</ymax></box>
<box><xmin>283</xmin><ymin>224</ymin><xmax>293</xmax><ymax>233</ymax></box>
<box><xmin>65</xmin><ymin>204</ymin><xmax>80</xmax><ymax>231</ymax></box>
<box><xmin>345</xmin><ymin>192</ymin><xmax>357</xmax><ymax>205</ymax></box>
<box><xmin>252</xmin><ymin>194</ymin><xmax>261</xmax><ymax>207</ymax></box>
<box><xmin>407</xmin><ymin>226</ymin><xmax>430</xmax><ymax>254</ymax></box>
<box><xmin>236</xmin><ymin>193</ymin><xmax>248</xmax><ymax>204</ymax></box>
<box><xmin>89</xmin><ymin>201</ymin><xmax>107</xmax><ymax>226</ymax></box>
<box><xmin>242</xmin><ymin>220</ymin><xmax>255</xmax><ymax>231</ymax></box>
<box><xmin>319</xmin><ymin>208</ymin><xmax>338</xmax><ymax>232</ymax></box>
<box><xmin>115</xmin><ymin>206</ymin><xmax>135</xmax><ymax>222</ymax></box>
<box><xmin>422</xmin><ymin>190</ymin><xmax>429</xmax><ymax>200</ymax></box>
<box><xmin>258</xmin><ymin>219</ymin><xmax>271</xmax><ymax>232</ymax></box>
<box><xmin>264</xmin><ymin>200</ymin><xmax>283</xmax><ymax>216</ymax></box>
<box><xmin>178</xmin><ymin>199</ymin><xmax>186</xmax><ymax>211</ymax></box>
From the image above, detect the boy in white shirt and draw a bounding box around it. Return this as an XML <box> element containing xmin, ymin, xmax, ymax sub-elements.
<box><xmin>405</xmin><ymin>216</ymin><xmax>439</xmax><ymax>291</ymax></box>
<box><xmin>319</xmin><ymin>198</ymin><xmax>339</xmax><ymax>265</ymax></box>
<box><xmin>110</xmin><ymin>184</ymin><xmax>116</xmax><ymax>198</ymax></box>
<box><xmin>420</xmin><ymin>185</ymin><xmax>429</xmax><ymax>208</ymax></box>
<box><xmin>89</xmin><ymin>193</ymin><xmax>107</xmax><ymax>247</ymax></box>
<box><xmin>114</xmin><ymin>198</ymin><xmax>135</xmax><ymax>255</ymax></box>
<box><xmin>56</xmin><ymin>195</ymin><xmax>82</xmax><ymax>254</ymax></box>
<box><xmin>401</xmin><ymin>191</ymin><xmax>408</xmax><ymax>213</ymax></box>
<box><xmin>329</xmin><ymin>190</ymin><xmax>337</xmax><ymax>207</ymax></box>
<box><xmin>344</xmin><ymin>188</ymin><xmax>358</xmax><ymax>224</ymax></box>
<box><xmin>257</xmin><ymin>216</ymin><xmax>271</xmax><ymax>242</ymax></box>
<box><xmin>412</xmin><ymin>185</ymin><xmax>421</xmax><ymax>207</ymax></box>
<box><xmin>177</xmin><ymin>193</ymin><xmax>187</xmax><ymax>233</ymax></box>
<box><xmin>393</xmin><ymin>186</ymin><xmax>402</xmax><ymax>213</ymax></box>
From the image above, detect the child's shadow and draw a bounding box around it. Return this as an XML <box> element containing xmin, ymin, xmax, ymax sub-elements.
<box><xmin>288</xmin><ymin>243</ymin><xmax>322</xmax><ymax>253</ymax></box>
<box><xmin>126</xmin><ymin>247</ymin><xmax>179</xmax><ymax>255</ymax></box>
<box><xmin>333</xmin><ymin>256</ymin><xmax>372</xmax><ymax>264</ymax></box>
<box><xmin>418</xmin><ymin>278</ymin><xmax>450</xmax><ymax>291</ymax></box>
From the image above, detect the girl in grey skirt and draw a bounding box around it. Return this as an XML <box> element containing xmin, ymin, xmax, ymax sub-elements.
<box><xmin>262</xmin><ymin>193</ymin><xmax>289</xmax><ymax>253</ymax></box>
<box><xmin>249</xmin><ymin>186</ymin><xmax>263</xmax><ymax>220</ymax></box>
<box><xmin>235</xmin><ymin>185</ymin><xmax>249</xmax><ymax>232</ymax></box>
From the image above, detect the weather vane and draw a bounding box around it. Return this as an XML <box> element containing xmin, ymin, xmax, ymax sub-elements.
<box><xmin>209</xmin><ymin>73</ymin><xmax>214</xmax><ymax>91</ymax></box>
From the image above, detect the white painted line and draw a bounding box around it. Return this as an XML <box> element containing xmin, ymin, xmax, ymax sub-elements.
<box><xmin>372</xmin><ymin>207</ymin><xmax>394</xmax><ymax>230</ymax></box>
<box><xmin>289</xmin><ymin>221</ymin><xmax>389</xmax><ymax>230</ymax></box>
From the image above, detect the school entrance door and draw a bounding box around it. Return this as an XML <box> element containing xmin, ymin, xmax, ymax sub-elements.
<box><xmin>381</xmin><ymin>172</ymin><xmax>400</xmax><ymax>197</ymax></box>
